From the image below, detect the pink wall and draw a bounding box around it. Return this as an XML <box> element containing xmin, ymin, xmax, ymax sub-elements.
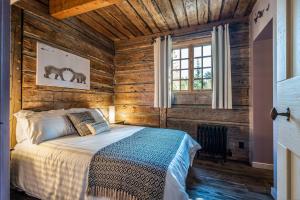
<box><xmin>252</xmin><ymin>33</ymin><xmax>273</xmax><ymax>164</ymax></box>
<box><xmin>250</xmin><ymin>0</ymin><xmax>277</xmax><ymax>196</ymax></box>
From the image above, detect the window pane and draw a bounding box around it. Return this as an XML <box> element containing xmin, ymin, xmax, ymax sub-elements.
<box><xmin>181</xmin><ymin>59</ymin><xmax>188</xmax><ymax>69</ymax></box>
<box><xmin>173</xmin><ymin>44</ymin><xmax>213</xmax><ymax>91</ymax></box>
<box><xmin>181</xmin><ymin>48</ymin><xmax>189</xmax><ymax>59</ymax></box>
<box><xmin>181</xmin><ymin>70</ymin><xmax>188</xmax><ymax>79</ymax></box>
<box><xmin>173</xmin><ymin>49</ymin><xmax>180</xmax><ymax>59</ymax></box>
<box><xmin>194</xmin><ymin>46</ymin><xmax>202</xmax><ymax>57</ymax></box>
<box><xmin>173</xmin><ymin>60</ymin><xmax>180</xmax><ymax>69</ymax></box>
<box><xmin>173</xmin><ymin>81</ymin><xmax>180</xmax><ymax>90</ymax></box>
<box><xmin>194</xmin><ymin>69</ymin><xmax>202</xmax><ymax>79</ymax></box>
<box><xmin>194</xmin><ymin>58</ymin><xmax>202</xmax><ymax>68</ymax></box>
<box><xmin>181</xmin><ymin>80</ymin><xmax>188</xmax><ymax>90</ymax></box>
<box><xmin>203</xmin><ymin>79</ymin><xmax>212</xmax><ymax>89</ymax></box>
<box><xmin>172</xmin><ymin>70</ymin><xmax>180</xmax><ymax>80</ymax></box>
<box><xmin>203</xmin><ymin>68</ymin><xmax>212</xmax><ymax>78</ymax></box>
<box><xmin>203</xmin><ymin>57</ymin><xmax>211</xmax><ymax>67</ymax></box>
<box><xmin>193</xmin><ymin>80</ymin><xmax>202</xmax><ymax>90</ymax></box>
<box><xmin>203</xmin><ymin>45</ymin><xmax>211</xmax><ymax>56</ymax></box>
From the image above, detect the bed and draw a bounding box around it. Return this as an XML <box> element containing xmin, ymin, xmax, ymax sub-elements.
<box><xmin>11</xmin><ymin>124</ymin><xmax>200</xmax><ymax>200</ymax></box>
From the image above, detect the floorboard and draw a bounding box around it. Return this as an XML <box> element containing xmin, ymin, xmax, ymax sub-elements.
<box><xmin>11</xmin><ymin>160</ymin><xmax>273</xmax><ymax>200</ymax></box>
<box><xmin>187</xmin><ymin>160</ymin><xmax>273</xmax><ymax>200</ymax></box>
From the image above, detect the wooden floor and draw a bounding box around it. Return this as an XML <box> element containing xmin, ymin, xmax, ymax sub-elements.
<box><xmin>187</xmin><ymin>160</ymin><xmax>273</xmax><ymax>200</ymax></box>
<box><xmin>11</xmin><ymin>160</ymin><xmax>273</xmax><ymax>200</ymax></box>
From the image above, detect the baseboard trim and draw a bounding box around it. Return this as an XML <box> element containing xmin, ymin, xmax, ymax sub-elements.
<box><xmin>271</xmin><ymin>187</ymin><xmax>277</xmax><ymax>200</ymax></box>
<box><xmin>252</xmin><ymin>162</ymin><xmax>273</xmax><ymax>170</ymax></box>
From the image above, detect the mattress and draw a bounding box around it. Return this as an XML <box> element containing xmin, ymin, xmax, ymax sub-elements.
<box><xmin>11</xmin><ymin>125</ymin><xmax>200</xmax><ymax>200</ymax></box>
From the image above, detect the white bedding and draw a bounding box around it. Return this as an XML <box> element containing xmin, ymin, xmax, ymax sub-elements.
<box><xmin>11</xmin><ymin>125</ymin><xmax>200</xmax><ymax>200</ymax></box>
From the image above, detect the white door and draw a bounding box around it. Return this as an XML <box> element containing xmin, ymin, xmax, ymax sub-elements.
<box><xmin>276</xmin><ymin>0</ymin><xmax>300</xmax><ymax>199</ymax></box>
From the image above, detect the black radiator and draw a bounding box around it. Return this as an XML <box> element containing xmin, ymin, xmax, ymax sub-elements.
<box><xmin>197</xmin><ymin>124</ymin><xmax>228</xmax><ymax>161</ymax></box>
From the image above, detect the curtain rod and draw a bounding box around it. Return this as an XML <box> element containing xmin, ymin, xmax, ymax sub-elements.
<box><xmin>151</xmin><ymin>30</ymin><xmax>212</xmax><ymax>44</ymax></box>
<box><xmin>172</xmin><ymin>30</ymin><xmax>212</xmax><ymax>39</ymax></box>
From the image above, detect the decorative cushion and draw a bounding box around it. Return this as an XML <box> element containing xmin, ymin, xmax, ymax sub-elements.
<box><xmin>86</xmin><ymin>120</ymin><xmax>110</xmax><ymax>135</ymax></box>
<box><xmin>67</xmin><ymin>111</ymin><xmax>95</xmax><ymax>136</ymax></box>
<box><xmin>66</xmin><ymin>108</ymin><xmax>110</xmax><ymax>130</ymax></box>
<box><xmin>66</xmin><ymin>108</ymin><xmax>109</xmax><ymax>123</ymax></box>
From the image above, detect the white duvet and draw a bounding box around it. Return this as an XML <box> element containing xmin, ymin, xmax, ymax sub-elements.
<box><xmin>11</xmin><ymin>125</ymin><xmax>200</xmax><ymax>200</ymax></box>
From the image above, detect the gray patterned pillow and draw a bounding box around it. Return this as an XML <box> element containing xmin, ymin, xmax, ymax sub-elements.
<box><xmin>67</xmin><ymin>111</ymin><xmax>95</xmax><ymax>136</ymax></box>
<box><xmin>86</xmin><ymin>120</ymin><xmax>110</xmax><ymax>135</ymax></box>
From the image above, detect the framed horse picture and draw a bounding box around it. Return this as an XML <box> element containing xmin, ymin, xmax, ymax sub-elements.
<box><xmin>36</xmin><ymin>42</ymin><xmax>90</xmax><ymax>90</ymax></box>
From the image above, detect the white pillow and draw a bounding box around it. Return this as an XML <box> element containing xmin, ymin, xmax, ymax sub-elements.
<box><xmin>14</xmin><ymin>110</ymin><xmax>35</xmax><ymax>118</ymax></box>
<box><xmin>27</xmin><ymin>114</ymin><xmax>76</xmax><ymax>144</ymax></box>
<box><xmin>14</xmin><ymin>110</ymin><xmax>35</xmax><ymax>143</ymax></box>
<box><xmin>14</xmin><ymin>109</ymin><xmax>76</xmax><ymax>144</ymax></box>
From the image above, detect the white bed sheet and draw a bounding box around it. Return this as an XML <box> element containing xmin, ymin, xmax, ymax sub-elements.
<box><xmin>11</xmin><ymin>125</ymin><xmax>200</xmax><ymax>200</ymax></box>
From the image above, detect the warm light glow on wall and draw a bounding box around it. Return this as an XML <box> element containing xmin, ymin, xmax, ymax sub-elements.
<box><xmin>109</xmin><ymin>106</ymin><xmax>115</xmax><ymax>123</ymax></box>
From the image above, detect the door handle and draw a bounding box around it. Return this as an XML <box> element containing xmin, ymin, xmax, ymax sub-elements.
<box><xmin>270</xmin><ymin>107</ymin><xmax>290</xmax><ymax>121</ymax></box>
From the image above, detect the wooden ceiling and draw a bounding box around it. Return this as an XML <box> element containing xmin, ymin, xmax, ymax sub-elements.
<box><xmin>75</xmin><ymin>0</ymin><xmax>257</xmax><ymax>41</ymax></box>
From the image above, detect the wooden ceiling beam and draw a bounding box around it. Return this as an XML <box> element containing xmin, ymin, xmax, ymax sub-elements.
<box><xmin>10</xmin><ymin>0</ymin><xmax>20</xmax><ymax>4</ymax></box>
<box><xmin>50</xmin><ymin>0</ymin><xmax>123</xmax><ymax>19</ymax></box>
<box><xmin>13</xmin><ymin>0</ymin><xmax>114</xmax><ymax>52</ymax></box>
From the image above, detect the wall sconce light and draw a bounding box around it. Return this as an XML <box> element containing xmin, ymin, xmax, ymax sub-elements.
<box><xmin>109</xmin><ymin>106</ymin><xmax>115</xmax><ymax>123</ymax></box>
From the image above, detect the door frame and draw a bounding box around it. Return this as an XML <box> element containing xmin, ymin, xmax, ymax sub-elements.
<box><xmin>272</xmin><ymin>15</ymin><xmax>278</xmax><ymax>199</ymax></box>
<box><xmin>249</xmin><ymin>0</ymin><xmax>278</xmax><ymax>197</ymax></box>
<box><xmin>0</xmin><ymin>0</ymin><xmax>11</xmax><ymax>199</ymax></box>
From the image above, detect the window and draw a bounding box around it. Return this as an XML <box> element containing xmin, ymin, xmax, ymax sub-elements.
<box><xmin>172</xmin><ymin>43</ymin><xmax>212</xmax><ymax>91</ymax></box>
<box><xmin>172</xmin><ymin>48</ymin><xmax>189</xmax><ymax>91</ymax></box>
<box><xmin>193</xmin><ymin>45</ymin><xmax>212</xmax><ymax>90</ymax></box>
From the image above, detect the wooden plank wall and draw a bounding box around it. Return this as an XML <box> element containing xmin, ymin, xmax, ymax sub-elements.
<box><xmin>114</xmin><ymin>37</ymin><xmax>159</xmax><ymax>127</ymax></box>
<box><xmin>10</xmin><ymin>3</ymin><xmax>115</xmax><ymax>146</ymax></box>
<box><xmin>11</xmin><ymin>1</ymin><xmax>250</xmax><ymax>161</ymax></box>
<box><xmin>10</xmin><ymin>6</ymin><xmax>23</xmax><ymax>147</ymax></box>
<box><xmin>21</xmin><ymin>12</ymin><xmax>115</xmax><ymax>111</ymax></box>
<box><xmin>114</xmin><ymin>21</ymin><xmax>250</xmax><ymax>161</ymax></box>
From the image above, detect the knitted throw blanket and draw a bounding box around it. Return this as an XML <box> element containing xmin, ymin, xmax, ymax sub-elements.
<box><xmin>87</xmin><ymin>127</ymin><xmax>185</xmax><ymax>200</ymax></box>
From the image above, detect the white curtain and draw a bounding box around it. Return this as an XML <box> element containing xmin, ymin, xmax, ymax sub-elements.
<box><xmin>212</xmin><ymin>24</ymin><xmax>232</xmax><ymax>109</ymax></box>
<box><xmin>154</xmin><ymin>35</ymin><xmax>172</xmax><ymax>108</ymax></box>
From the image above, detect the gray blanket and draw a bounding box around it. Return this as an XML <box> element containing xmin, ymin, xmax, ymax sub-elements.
<box><xmin>87</xmin><ymin>127</ymin><xmax>185</xmax><ymax>200</ymax></box>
